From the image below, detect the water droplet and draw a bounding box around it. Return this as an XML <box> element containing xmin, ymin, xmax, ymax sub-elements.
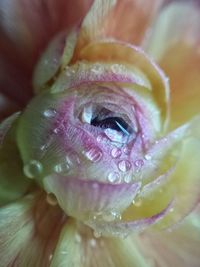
<box><xmin>96</xmin><ymin>134</ymin><xmax>110</xmax><ymax>146</ymax></box>
<box><xmin>49</xmin><ymin>254</ymin><xmax>53</xmax><ymax>262</ymax></box>
<box><xmin>53</xmin><ymin>128</ymin><xmax>60</xmax><ymax>134</ymax></box>
<box><xmin>46</xmin><ymin>193</ymin><xmax>58</xmax><ymax>206</ymax></box>
<box><xmin>133</xmin><ymin>199</ymin><xmax>142</xmax><ymax>207</ymax></box>
<box><xmin>81</xmin><ymin>105</ymin><xmax>93</xmax><ymax>123</ymax></box>
<box><xmin>91</xmin><ymin>63</ymin><xmax>103</xmax><ymax>74</ymax></box>
<box><xmin>145</xmin><ymin>154</ymin><xmax>152</xmax><ymax>160</ymax></box>
<box><xmin>83</xmin><ymin>147</ymin><xmax>103</xmax><ymax>162</ymax></box>
<box><xmin>134</xmin><ymin>159</ymin><xmax>144</xmax><ymax>172</ymax></box>
<box><xmin>111</xmin><ymin>147</ymin><xmax>122</xmax><ymax>158</ymax></box>
<box><xmin>54</xmin><ymin>161</ymin><xmax>70</xmax><ymax>174</ymax></box>
<box><xmin>169</xmin><ymin>208</ymin><xmax>174</xmax><ymax>213</ymax></box>
<box><xmin>93</xmin><ymin>231</ymin><xmax>101</xmax><ymax>238</ymax></box>
<box><xmin>134</xmin><ymin>159</ymin><xmax>144</xmax><ymax>167</ymax></box>
<box><xmin>104</xmin><ymin>128</ymin><xmax>125</xmax><ymax>144</ymax></box>
<box><xmin>89</xmin><ymin>238</ymin><xmax>97</xmax><ymax>248</ymax></box>
<box><xmin>60</xmin><ymin>251</ymin><xmax>68</xmax><ymax>255</ymax></box>
<box><xmin>24</xmin><ymin>160</ymin><xmax>43</xmax><ymax>179</ymax></box>
<box><xmin>118</xmin><ymin>160</ymin><xmax>131</xmax><ymax>172</ymax></box>
<box><xmin>40</xmin><ymin>144</ymin><xmax>47</xmax><ymax>151</ymax></box>
<box><xmin>111</xmin><ymin>64</ymin><xmax>121</xmax><ymax>74</ymax></box>
<box><xmin>124</xmin><ymin>174</ymin><xmax>132</xmax><ymax>183</ymax></box>
<box><xmin>107</xmin><ymin>172</ymin><xmax>121</xmax><ymax>183</ymax></box>
<box><xmin>75</xmin><ymin>234</ymin><xmax>82</xmax><ymax>243</ymax></box>
<box><xmin>102</xmin><ymin>211</ymin><xmax>122</xmax><ymax>222</ymax></box>
<box><xmin>43</xmin><ymin>108</ymin><xmax>57</xmax><ymax>118</ymax></box>
<box><xmin>123</xmin><ymin>146</ymin><xmax>131</xmax><ymax>155</ymax></box>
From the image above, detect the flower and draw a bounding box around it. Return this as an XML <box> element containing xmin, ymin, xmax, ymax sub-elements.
<box><xmin>0</xmin><ymin>0</ymin><xmax>200</xmax><ymax>266</ymax></box>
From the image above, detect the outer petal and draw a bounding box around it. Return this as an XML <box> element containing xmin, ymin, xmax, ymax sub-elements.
<box><xmin>137</xmin><ymin>208</ymin><xmax>200</xmax><ymax>267</ymax></box>
<box><xmin>0</xmin><ymin>113</ymin><xmax>31</xmax><ymax>206</ymax></box>
<box><xmin>0</xmin><ymin>192</ymin><xmax>64</xmax><ymax>267</ymax></box>
<box><xmin>75</xmin><ymin>0</ymin><xmax>164</xmax><ymax>49</ymax></box>
<box><xmin>0</xmin><ymin>0</ymin><xmax>92</xmax><ymax>105</ymax></box>
<box><xmin>50</xmin><ymin>219</ymin><xmax>154</xmax><ymax>267</ymax></box>
<box><xmin>145</xmin><ymin>1</ymin><xmax>200</xmax><ymax>127</ymax></box>
<box><xmin>44</xmin><ymin>175</ymin><xmax>141</xmax><ymax>222</ymax></box>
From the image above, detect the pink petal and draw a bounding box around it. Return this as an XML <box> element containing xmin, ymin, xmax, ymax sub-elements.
<box><xmin>44</xmin><ymin>174</ymin><xmax>141</xmax><ymax>222</ymax></box>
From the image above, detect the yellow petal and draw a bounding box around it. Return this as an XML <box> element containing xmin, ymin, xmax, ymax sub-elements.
<box><xmin>51</xmin><ymin>219</ymin><xmax>150</xmax><ymax>267</ymax></box>
<box><xmin>145</xmin><ymin>1</ymin><xmax>200</xmax><ymax>127</ymax></box>
<box><xmin>137</xmin><ymin>209</ymin><xmax>200</xmax><ymax>267</ymax></box>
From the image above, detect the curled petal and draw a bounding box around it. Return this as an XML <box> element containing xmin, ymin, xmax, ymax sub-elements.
<box><xmin>0</xmin><ymin>113</ymin><xmax>31</xmax><ymax>206</ymax></box>
<box><xmin>77</xmin><ymin>40</ymin><xmax>169</xmax><ymax>127</ymax></box>
<box><xmin>86</xmin><ymin>201</ymin><xmax>173</xmax><ymax>238</ymax></box>
<box><xmin>44</xmin><ymin>174</ymin><xmax>141</xmax><ymax>222</ymax></box>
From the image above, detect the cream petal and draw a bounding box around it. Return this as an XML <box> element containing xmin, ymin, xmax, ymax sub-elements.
<box><xmin>44</xmin><ymin>175</ymin><xmax>141</xmax><ymax>222</ymax></box>
<box><xmin>0</xmin><ymin>192</ymin><xmax>64</xmax><ymax>267</ymax></box>
<box><xmin>137</xmin><ymin>209</ymin><xmax>200</xmax><ymax>267</ymax></box>
<box><xmin>145</xmin><ymin>1</ymin><xmax>200</xmax><ymax>127</ymax></box>
<box><xmin>78</xmin><ymin>40</ymin><xmax>170</xmax><ymax>128</ymax></box>
<box><xmin>87</xmin><ymin>201</ymin><xmax>172</xmax><ymax>238</ymax></box>
<box><xmin>51</xmin><ymin>219</ymin><xmax>151</xmax><ymax>267</ymax></box>
<box><xmin>76</xmin><ymin>0</ymin><xmax>164</xmax><ymax>49</ymax></box>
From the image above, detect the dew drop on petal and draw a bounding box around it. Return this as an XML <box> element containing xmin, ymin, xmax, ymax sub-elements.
<box><xmin>89</xmin><ymin>239</ymin><xmax>97</xmax><ymax>248</ymax></box>
<box><xmin>23</xmin><ymin>160</ymin><xmax>43</xmax><ymax>179</ymax></box>
<box><xmin>133</xmin><ymin>199</ymin><xmax>142</xmax><ymax>207</ymax></box>
<box><xmin>107</xmin><ymin>172</ymin><xmax>121</xmax><ymax>183</ymax></box>
<box><xmin>54</xmin><ymin>162</ymin><xmax>70</xmax><ymax>174</ymax></box>
<box><xmin>104</xmin><ymin>128</ymin><xmax>125</xmax><ymax>143</ymax></box>
<box><xmin>93</xmin><ymin>231</ymin><xmax>102</xmax><ymax>238</ymax></box>
<box><xmin>75</xmin><ymin>233</ymin><xmax>82</xmax><ymax>243</ymax></box>
<box><xmin>124</xmin><ymin>174</ymin><xmax>132</xmax><ymax>183</ymax></box>
<box><xmin>83</xmin><ymin>147</ymin><xmax>103</xmax><ymax>162</ymax></box>
<box><xmin>134</xmin><ymin>159</ymin><xmax>144</xmax><ymax>167</ymax></box>
<box><xmin>81</xmin><ymin>105</ymin><xmax>93</xmax><ymax>123</ymax></box>
<box><xmin>118</xmin><ymin>160</ymin><xmax>131</xmax><ymax>172</ymax></box>
<box><xmin>43</xmin><ymin>108</ymin><xmax>57</xmax><ymax>118</ymax></box>
<box><xmin>145</xmin><ymin>154</ymin><xmax>152</xmax><ymax>160</ymax></box>
<box><xmin>46</xmin><ymin>193</ymin><xmax>58</xmax><ymax>206</ymax></box>
<box><xmin>53</xmin><ymin>128</ymin><xmax>60</xmax><ymax>134</ymax></box>
<box><xmin>102</xmin><ymin>211</ymin><xmax>122</xmax><ymax>222</ymax></box>
<box><xmin>111</xmin><ymin>147</ymin><xmax>122</xmax><ymax>158</ymax></box>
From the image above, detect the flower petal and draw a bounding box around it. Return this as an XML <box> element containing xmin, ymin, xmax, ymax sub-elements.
<box><xmin>145</xmin><ymin>1</ymin><xmax>200</xmax><ymax>127</ymax></box>
<box><xmin>0</xmin><ymin>192</ymin><xmax>64</xmax><ymax>266</ymax></box>
<box><xmin>50</xmin><ymin>219</ymin><xmax>153</xmax><ymax>267</ymax></box>
<box><xmin>87</xmin><ymin>201</ymin><xmax>172</xmax><ymax>238</ymax></box>
<box><xmin>44</xmin><ymin>175</ymin><xmax>141</xmax><ymax>222</ymax></box>
<box><xmin>137</xmin><ymin>208</ymin><xmax>200</xmax><ymax>267</ymax></box>
<box><xmin>0</xmin><ymin>0</ymin><xmax>92</xmax><ymax>102</ymax></box>
<box><xmin>76</xmin><ymin>0</ymin><xmax>164</xmax><ymax>48</ymax></box>
<box><xmin>0</xmin><ymin>113</ymin><xmax>31</xmax><ymax>206</ymax></box>
<box><xmin>78</xmin><ymin>40</ymin><xmax>169</xmax><ymax>127</ymax></box>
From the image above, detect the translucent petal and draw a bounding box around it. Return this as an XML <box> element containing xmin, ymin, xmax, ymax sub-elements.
<box><xmin>145</xmin><ymin>1</ymin><xmax>200</xmax><ymax>127</ymax></box>
<box><xmin>44</xmin><ymin>175</ymin><xmax>141</xmax><ymax>222</ymax></box>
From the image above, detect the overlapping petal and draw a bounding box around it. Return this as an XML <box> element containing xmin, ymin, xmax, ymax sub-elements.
<box><xmin>145</xmin><ymin>1</ymin><xmax>200</xmax><ymax>128</ymax></box>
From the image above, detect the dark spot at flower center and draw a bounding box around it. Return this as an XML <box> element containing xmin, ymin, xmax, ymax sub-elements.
<box><xmin>91</xmin><ymin>116</ymin><xmax>133</xmax><ymax>135</ymax></box>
